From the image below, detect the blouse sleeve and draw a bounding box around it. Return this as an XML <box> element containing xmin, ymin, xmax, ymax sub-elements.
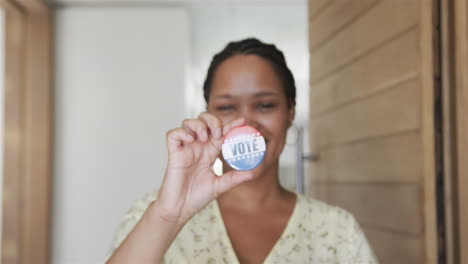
<box><xmin>105</xmin><ymin>191</ymin><xmax>159</xmax><ymax>262</ymax></box>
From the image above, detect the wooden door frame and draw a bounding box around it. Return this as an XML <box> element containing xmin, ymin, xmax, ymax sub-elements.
<box><xmin>0</xmin><ymin>1</ymin><xmax>53</xmax><ymax>264</ymax></box>
<box><xmin>452</xmin><ymin>0</ymin><xmax>468</xmax><ymax>263</ymax></box>
<box><xmin>441</xmin><ymin>0</ymin><xmax>468</xmax><ymax>263</ymax></box>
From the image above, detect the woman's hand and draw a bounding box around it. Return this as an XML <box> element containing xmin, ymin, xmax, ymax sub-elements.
<box><xmin>155</xmin><ymin>112</ymin><xmax>254</xmax><ymax>227</ymax></box>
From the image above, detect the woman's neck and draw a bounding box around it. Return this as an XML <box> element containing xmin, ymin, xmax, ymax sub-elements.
<box><xmin>217</xmin><ymin>162</ymin><xmax>292</xmax><ymax>213</ymax></box>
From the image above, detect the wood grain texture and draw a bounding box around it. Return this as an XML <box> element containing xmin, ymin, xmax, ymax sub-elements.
<box><xmin>310</xmin><ymin>0</ymin><xmax>419</xmax><ymax>83</ymax></box>
<box><xmin>308</xmin><ymin>0</ymin><xmax>438</xmax><ymax>262</ymax></box>
<box><xmin>310</xmin><ymin>183</ymin><xmax>424</xmax><ymax>234</ymax></box>
<box><xmin>2</xmin><ymin>9</ymin><xmax>25</xmax><ymax>264</ymax></box>
<box><xmin>454</xmin><ymin>0</ymin><xmax>468</xmax><ymax>262</ymax></box>
<box><xmin>1</xmin><ymin>2</ymin><xmax>53</xmax><ymax>264</ymax></box>
<box><xmin>21</xmin><ymin>13</ymin><xmax>53</xmax><ymax>264</ymax></box>
<box><xmin>364</xmin><ymin>226</ymin><xmax>424</xmax><ymax>264</ymax></box>
<box><xmin>419</xmin><ymin>0</ymin><xmax>437</xmax><ymax>262</ymax></box>
<box><xmin>310</xmin><ymin>131</ymin><xmax>422</xmax><ymax>183</ymax></box>
<box><xmin>311</xmin><ymin>28</ymin><xmax>419</xmax><ymax>115</ymax></box>
<box><xmin>440</xmin><ymin>0</ymin><xmax>456</xmax><ymax>262</ymax></box>
<box><xmin>11</xmin><ymin>0</ymin><xmax>49</xmax><ymax>13</ymax></box>
<box><xmin>313</xmin><ymin>79</ymin><xmax>421</xmax><ymax>148</ymax></box>
<box><xmin>309</xmin><ymin>0</ymin><xmax>379</xmax><ymax>50</ymax></box>
<box><xmin>308</xmin><ymin>0</ymin><xmax>333</xmax><ymax>21</ymax></box>
<box><xmin>0</xmin><ymin>0</ymin><xmax>21</xmax><ymax>11</ymax></box>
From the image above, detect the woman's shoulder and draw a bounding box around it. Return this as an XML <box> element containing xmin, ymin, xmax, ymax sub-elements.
<box><xmin>294</xmin><ymin>193</ymin><xmax>363</xmax><ymax>240</ymax></box>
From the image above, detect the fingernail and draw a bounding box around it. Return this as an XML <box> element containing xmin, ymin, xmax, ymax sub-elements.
<box><xmin>216</xmin><ymin>127</ymin><xmax>222</xmax><ymax>139</ymax></box>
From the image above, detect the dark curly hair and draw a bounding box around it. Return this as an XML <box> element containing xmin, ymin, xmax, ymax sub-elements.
<box><xmin>203</xmin><ymin>38</ymin><xmax>296</xmax><ymax>108</ymax></box>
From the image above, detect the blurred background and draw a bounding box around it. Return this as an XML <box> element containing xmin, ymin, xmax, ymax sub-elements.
<box><xmin>1</xmin><ymin>0</ymin><xmax>468</xmax><ymax>264</ymax></box>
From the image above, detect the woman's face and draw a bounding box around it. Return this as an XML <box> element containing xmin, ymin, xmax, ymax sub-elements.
<box><xmin>207</xmin><ymin>54</ymin><xmax>295</xmax><ymax>177</ymax></box>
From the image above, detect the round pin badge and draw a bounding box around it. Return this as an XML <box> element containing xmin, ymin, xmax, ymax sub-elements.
<box><xmin>222</xmin><ymin>125</ymin><xmax>266</xmax><ymax>171</ymax></box>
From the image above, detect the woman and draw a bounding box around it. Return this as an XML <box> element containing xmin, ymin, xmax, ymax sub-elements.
<box><xmin>106</xmin><ymin>38</ymin><xmax>378</xmax><ymax>263</ymax></box>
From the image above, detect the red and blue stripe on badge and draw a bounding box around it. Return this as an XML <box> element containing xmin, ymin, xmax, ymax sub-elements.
<box><xmin>222</xmin><ymin>125</ymin><xmax>266</xmax><ymax>171</ymax></box>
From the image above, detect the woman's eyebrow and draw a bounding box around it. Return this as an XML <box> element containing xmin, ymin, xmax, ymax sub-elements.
<box><xmin>213</xmin><ymin>92</ymin><xmax>278</xmax><ymax>99</ymax></box>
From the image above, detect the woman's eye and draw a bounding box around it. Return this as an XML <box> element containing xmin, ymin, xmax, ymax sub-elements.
<box><xmin>216</xmin><ymin>105</ymin><xmax>234</xmax><ymax>112</ymax></box>
<box><xmin>257</xmin><ymin>103</ymin><xmax>276</xmax><ymax>110</ymax></box>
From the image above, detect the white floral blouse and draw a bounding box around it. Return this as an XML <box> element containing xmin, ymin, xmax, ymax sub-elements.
<box><xmin>108</xmin><ymin>191</ymin><xmax>378</xmax><ymax>263</ymax></box>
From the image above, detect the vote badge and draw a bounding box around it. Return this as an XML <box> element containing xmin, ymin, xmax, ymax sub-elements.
<box><xmin>222</xmin><ymin>125</ymin><xmax>266</xmax><ymax>171</ymax></box>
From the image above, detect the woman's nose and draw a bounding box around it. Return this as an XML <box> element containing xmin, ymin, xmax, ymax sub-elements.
<box><xmin>243</xmin><ymin>115</ymin><xmax>261</xmax><ymax>130</ymax></box>
<box><xmin>246</xmin><ymin>119</ymin><xmax>261</xmax><ymax>130</ymax></box>
<box><xmin>236</xmin><ymin>106</ymin><xmax>261</xmax><ymax>129</ymax></box>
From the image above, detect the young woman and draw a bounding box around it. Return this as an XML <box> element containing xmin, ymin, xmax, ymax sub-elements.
<box><xmin>106</xmin><ymin>38</ymin><xmax>378</xmax><ymax>264</ymax></box>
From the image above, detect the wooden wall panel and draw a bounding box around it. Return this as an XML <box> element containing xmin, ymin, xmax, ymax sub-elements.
<box><xmin>311</xmin><ymin>183</ymin><xmax>424</xmax><ymax>234</ymax></box>
<box><xmin>310</xmin><ymin>0</ymin><xmax>419</xmax><ymax>83</ymax></box>
<box><xmin>314</xmin><ymin>80</ymin><xmax>420</xmax><ymax>148</ymax></box>
<box><xmin>311</xmin><ymin>132</ymin><xmax>422</xmax><ymax>183</ymax></box>
<box><xmin>309</xmin><ymin>0</ymin><xmax>378</xmax><ymax>50</ymax></box>
<box><xmin>364</xmin><ymin>227</ymin><xmax>424</xmax><ymax>264</ymax></box>
<box><xmin>311</xmin><ymin>28</ymin><xmax>419</xmax><ymax>115</ymax></box>
<box><xmin>308</xmin><ymin>0</ymin><xmax>332</xmax><ymax>20</ymax></box>
<box><xmin>308</xmin><ymin>0</ymin><xmax>437</xmax><ymax>263</ymax></box>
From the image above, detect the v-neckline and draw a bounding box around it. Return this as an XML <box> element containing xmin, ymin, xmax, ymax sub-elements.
<box><xmin>212</xmin><ymin>193</ymin><xmax>301</xmax><ymax>264</ymax></box>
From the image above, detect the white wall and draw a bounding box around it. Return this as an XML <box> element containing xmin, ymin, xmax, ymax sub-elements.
<box><xmin>53</xmin><ymin>7</ymin><xmax>188</xmax><ymax>264</ymax></box>
<box><xmin>0</xmin><ymin>7</ymin><xmax>5</xmax><ymax>261</ymax></box>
